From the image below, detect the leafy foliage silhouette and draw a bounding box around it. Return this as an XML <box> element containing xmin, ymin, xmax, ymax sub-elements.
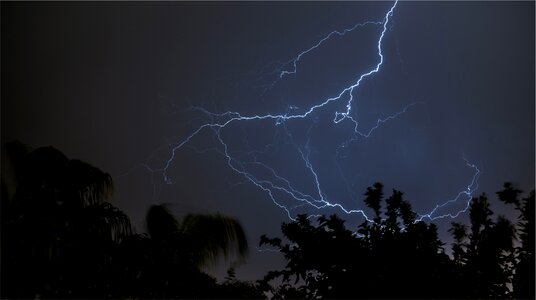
<box><xmin>1</xmin><ymin>142</ymin><xmax>261</xmax><ymax>298</ymax></box>
<box><xmin>2</xmin><ymin>143</ymin><xmax>132</xmax><ymax>297</ymax></box>
<box><xmin>497</xmin><ymin>183</ymin><xmax>535</xmax><ymax>299</ymax></box>
<box><xmin>1</xmin><ymin>142</ymin><xmax>534</xmax><ymax>299</ymax></box>
<box><xmin>260</xmin><ymin>182</ymin><xmax>535</xmax><ymax>299</ymax></box>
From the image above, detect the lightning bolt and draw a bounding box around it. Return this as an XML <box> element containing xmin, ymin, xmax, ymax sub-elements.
<box><xmin>416</xmin><ymin>157</ymin><xmax>481</xmax><ymax>222</ymax></box>
<box><xmin>148</xmin><ymin>0</ymin><xmax>481</xmax><ymax>226</ymax></box>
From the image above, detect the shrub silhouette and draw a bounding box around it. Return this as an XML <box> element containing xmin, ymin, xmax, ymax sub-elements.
<box><xmin>260</xmin><ymin>183</ymin><xmax>535</xmax><ymax>299</ymax></box>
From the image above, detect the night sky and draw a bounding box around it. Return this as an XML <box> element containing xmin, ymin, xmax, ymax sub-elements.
<box><xmin>2</xmin><ymin>1</ymin><xmax>534</xmax><ymax>280</ymax></box>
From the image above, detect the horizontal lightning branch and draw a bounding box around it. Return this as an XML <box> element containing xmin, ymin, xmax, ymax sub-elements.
<box><xmin>151</xmin><ymin>0</ymin><xmax>481</xmax><ymax>226</ymax></box>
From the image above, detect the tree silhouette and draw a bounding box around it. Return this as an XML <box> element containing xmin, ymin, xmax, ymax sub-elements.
<box><xmin>1</xmin><ymin>142</ymin><xmax>258</xmax><ymax>299</ymax></box>
<box><xmin>497</xmin><ymin>183</ymin><xmax>535</xmax><ymax>299</ymax></box>
<box><xmin>146</xmin><ymin>205</ymin><xmax>248</xmax><ymax>268</ymax></box>
<box><xmin>260</xmin><ymin>183</ymin><xmax>534</xmax><ymax>299</ymax></box>
<box><xmin>260</xmin><ymin>184</ymin><xmax>454</xmax><ymax>299</ymax></box>
<box><xmin>450</xmin><ymin>194</ymin><xmax>516</xmax><ymax>298</ymax></box>
<box><xmin>219</xmin><ymin>267</ymin><xmax>265</xmax><ymax>298</ymax></box>
<box><xmin>2</xmin><ymin>144</ymin><xmax>132</xmax><ymax>298</ymax></box>
<box><xmin>118</xmin><ymin>204</ymin><xmax>250</xmax><ymax>298</ymax></box>
<box><xmin>2</xmin><ymin>141</ymin><xmax>534</xmax><ymax>299</ymax></box>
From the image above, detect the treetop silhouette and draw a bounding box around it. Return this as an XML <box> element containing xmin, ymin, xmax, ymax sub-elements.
<box><xmin>1</xmin><ymin>142</ymin><xmax>533</xmax><ymax>299</ymax></box>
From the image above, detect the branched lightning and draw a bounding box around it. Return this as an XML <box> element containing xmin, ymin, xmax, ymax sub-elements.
<box><xmin>263</xmin><ymin>20</ymin><xmax>382</xmax><ymax>92</ymax></box>
<box><xmin>149</xmin><ymin>0</ymin><xmax>481</xmax><ymax>227</ymax></box>
<box><xmin>416</xmin><ymin>157</ymin><xmax>481</xmax><ymax>222</ymax></box>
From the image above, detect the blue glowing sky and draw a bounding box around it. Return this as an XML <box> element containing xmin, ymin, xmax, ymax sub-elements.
<box><xmin>2</xmin><ymin>1</ymin><xmax>534</xmax><ymax>280</ymax></box>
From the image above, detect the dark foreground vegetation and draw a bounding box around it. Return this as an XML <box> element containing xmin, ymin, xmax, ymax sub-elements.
<box><xmin>259</xmin><ymin>183</ymin><xmax>534</xmax><ymax>299</ymax></box>
<box><xmin>1</xmin><ymin>142</ymin><xmax>534</xmax><ymax>299</ymax></box>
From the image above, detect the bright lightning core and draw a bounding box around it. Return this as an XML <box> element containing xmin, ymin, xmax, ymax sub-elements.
<box><xmin>148</xmin><ymin>0</ymin><xmax>481</xmax><ymax>225</ymax></box>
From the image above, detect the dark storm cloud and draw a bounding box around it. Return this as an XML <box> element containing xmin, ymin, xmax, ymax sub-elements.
<box><xmin>2</xmin><ymin>1</ymin><xmax>534</xmax><ymax>280</ymax></box>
